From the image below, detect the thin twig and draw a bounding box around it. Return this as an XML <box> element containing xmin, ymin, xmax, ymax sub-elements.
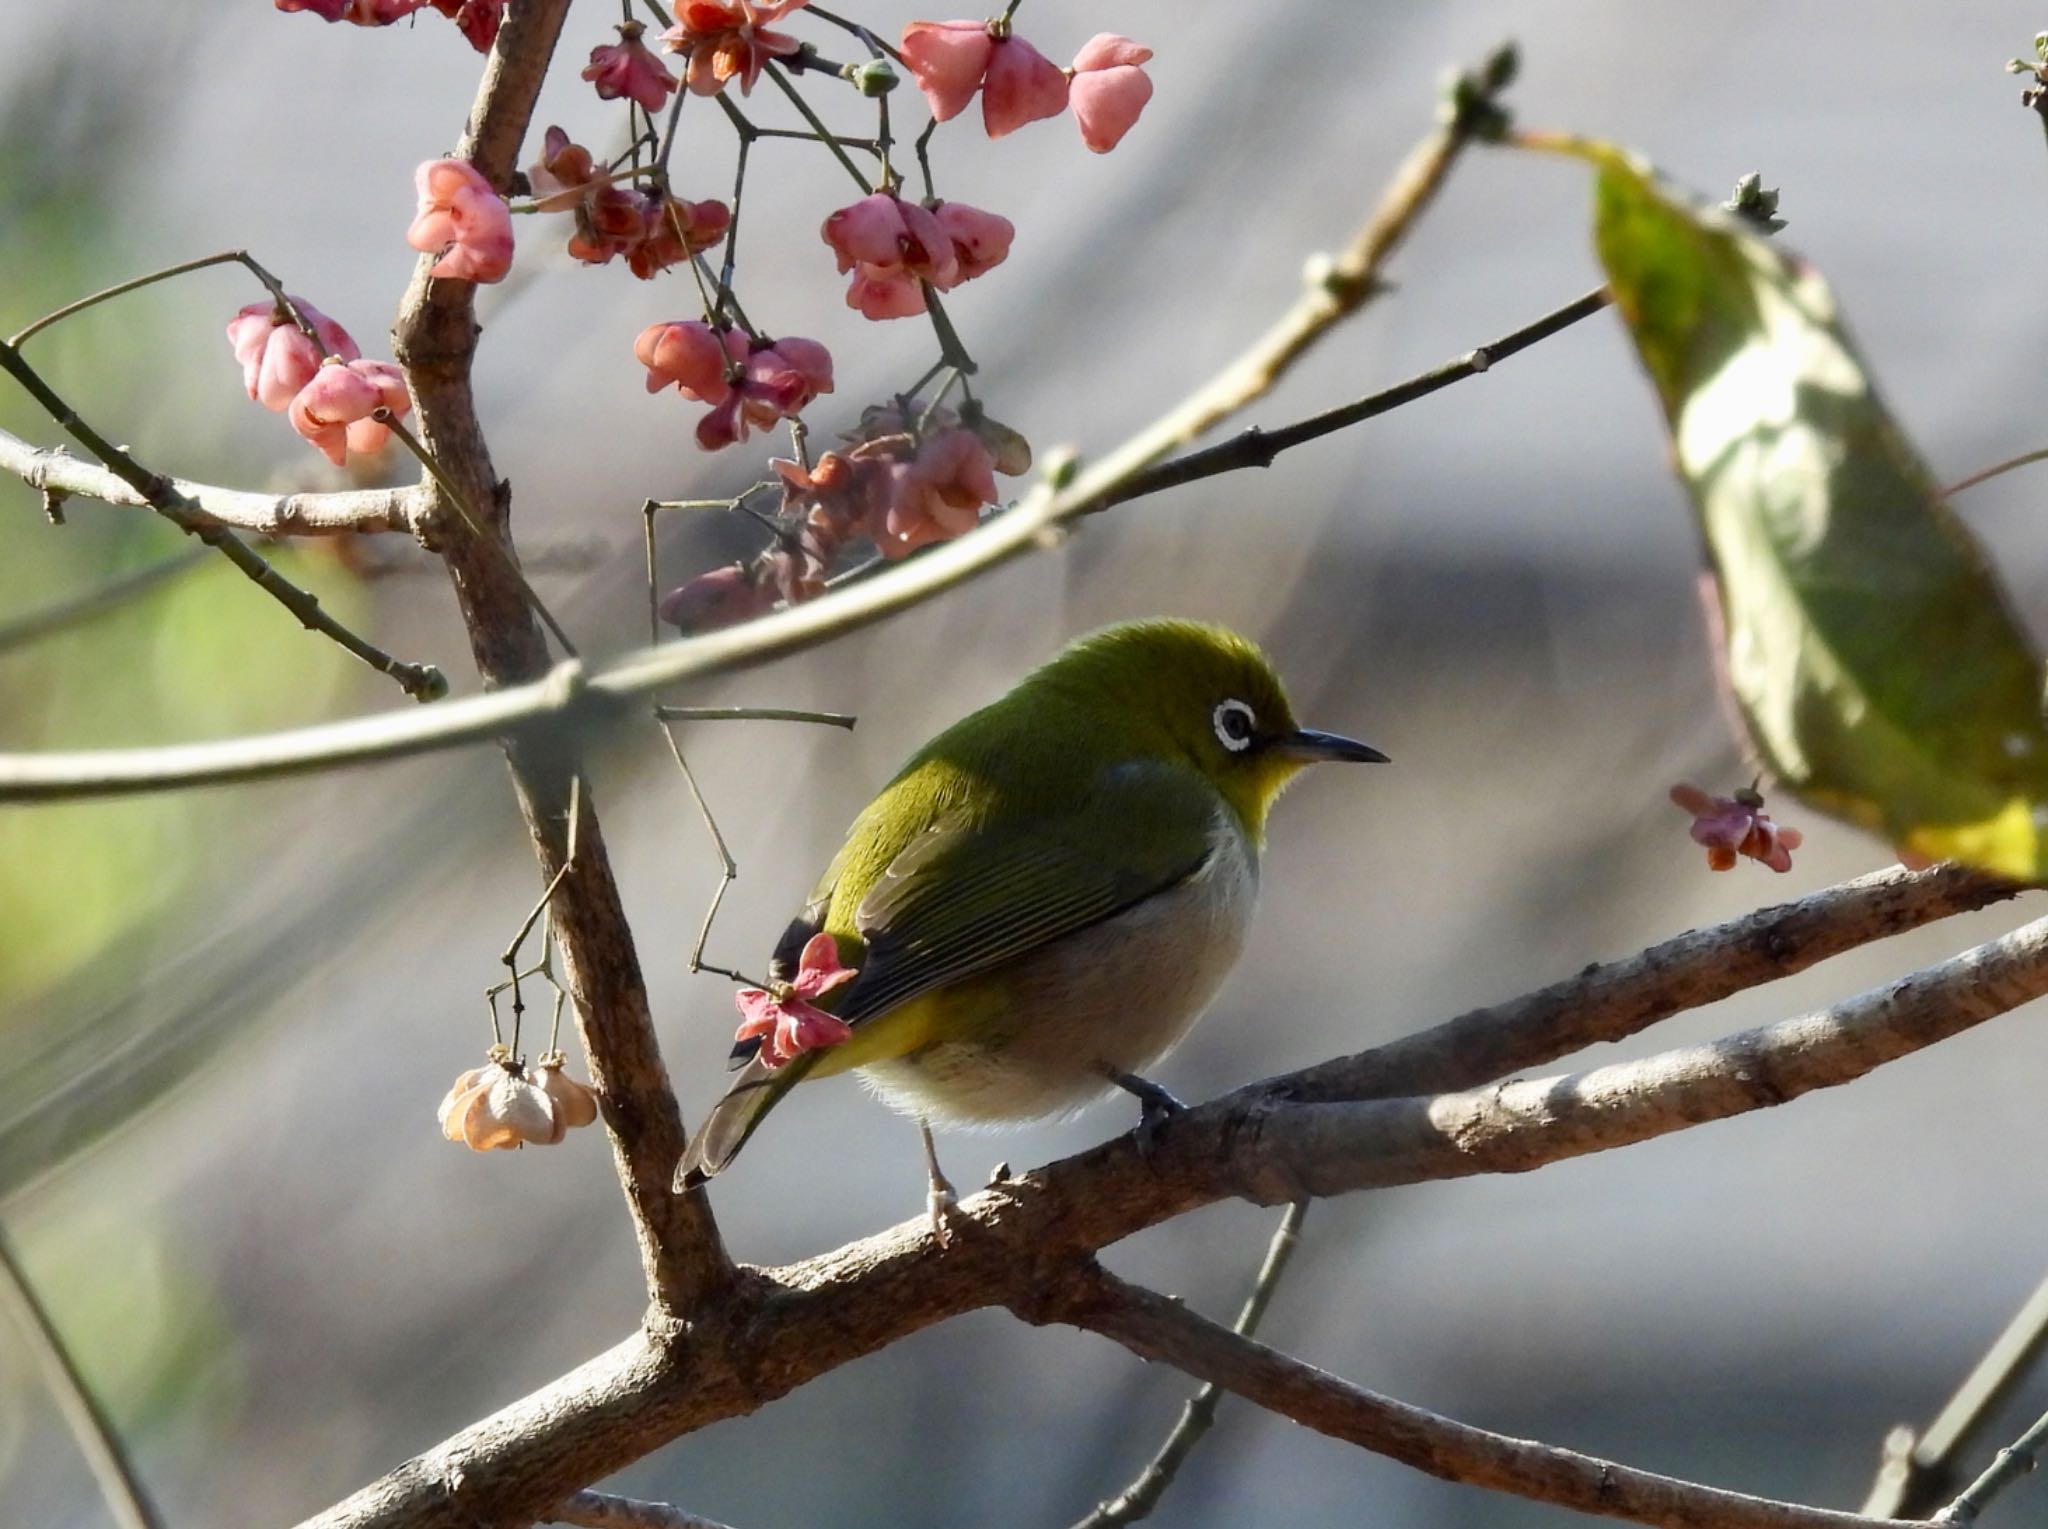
<box><xmin>375</xmin><ymin>409</ymin><xmax>578</xmax><ymax>658</ymax></box>
<box><xmin>658</xmin><ymin>717</ymin><xmax>750</xmax><ymax>986</ymax></box>
<box><xmin>0</xmin><ymin>545</ymin><xmax>211</xmax><ymax>655</ymax></box>
<box><xmin>1074</xmin><ymin>1200</ymin><xmax>1309</xmax><ymax>1527</ymax></box>
<box><xmin>761</xmin><ymin>61</ymin><xmax>873</xmax><ymax>190</ymax></box>
<box><xmin>1103</xmin><ymin>286</ymin><xmax>1612</xmax><ymax>508</ymax></box>
<box><xmin>1862</xmin><ymin>1271</ymin><xmax>2048</xmax><ymax>1518</ymax></box>
<box><xmin>1942</xmin><ymin>447</ymin><xmax>2048</xmax><ymax>499</ymax></box>
<box><xmin>0</xmin><ymin>1222</ymin><xmax>164</xmax><ymax>1529</ymax></box>
<box><xmin>9</xmin><ymin>247</ymin><xmax>314</xmax><ymax>348</ymax></box>
<box><xmin>654</xmin><ymin>705</ymin><xmax>856</xmax><ymax>728</ymax></box>
<box><xmin>0</xmin><ymin>342</ymin><xmax>445</xmax><ymax>700</ymax></box>
<box><xmin>1935</xmin><ymin>1408</ymin><xmax>2048</xmax><ymax>1524</ymax></box>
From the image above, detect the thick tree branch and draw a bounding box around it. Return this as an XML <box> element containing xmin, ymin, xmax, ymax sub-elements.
<box><xmin>550</xmin><ymin>1489</ymin><xmax>736</xmax><ymax>1529</ymax></box>
<box><xmin>1053</xmin><ymin>1266</ymin><xmax>1911</xmax><ymax>1529</ymax></box>
<box><xmin>387</xmin><ymin>0</ymin><xmax>731</xmax><ymax>1320</ymax></box>
<box><xmin>0</xmin><ymin>427</ymin><xmax>427</xmax><ymax>535</ymax></box>
<box><xmin>299</xmin><ymin>897</ymin><xmax>2048</xmax><ymax>1529</ymax></box>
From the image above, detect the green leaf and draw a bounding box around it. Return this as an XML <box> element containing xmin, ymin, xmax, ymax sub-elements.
<box><xmin>1582</xmin><ymin>142</ymin><xmax>2048</xmax><ymax>878</ymax></box>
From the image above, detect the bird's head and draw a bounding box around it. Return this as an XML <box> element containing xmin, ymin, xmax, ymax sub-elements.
<box><xmin>1029</xmin><ymin>620</ymin><xmax>1387</xmax><ymax>842</ymax></box>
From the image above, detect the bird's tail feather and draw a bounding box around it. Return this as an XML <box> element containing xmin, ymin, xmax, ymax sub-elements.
<box><xmin>674</xmin><ymin>1053</ymin><xmax>816</xmax><ymax>1190</ymax></box>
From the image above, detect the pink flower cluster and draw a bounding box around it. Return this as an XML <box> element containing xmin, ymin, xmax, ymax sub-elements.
<box><xmin>529</xmin><ymin>129</ymin><xmax>731</xmax><ymax>279</ymax></box>
<box><xmin>900</xmin><ymin>22</ymin><xmax>1153</xmax><ymax>152</ymax></box>
<box><xmin>659</xmin><ymin>400</ymin><xmax>1028</xmax><ymax>630</ymax></box>
<box><xmin>226</xmin><ymin>298</ymin><xmax>414</xmax><ymax>467</ymax></box>
<box><xmin>1669</xmin><ymin>783</ymin><xmax>1804</xmax><ymax>873</ymax></box>
<box><xmin>662</xmin><ymin>0</ymin><xmax>808</xmax><ymax>97</ymax></box>
<box><xmin>821</xmin><ymin>192</ymin><xmax>1014</xmax><ymax>320</ymax></box>
<box><xmin>273</xmin><ymin>0</ymin><xmax>502</xmax><ymax>51</ymax></box>
<box><xmin>732</xmin><ymin>933</ymin><xmax>856</xmax><ymax>1069</ymax></box>
<box><xmin>636</xmin><ymin>321</ymin><xmax>834</xmax><ymax>451</ymax></box>
<box><xmin>407</xmin><ymin>159</ymin><xmax>515</xmax><ymax>284</ymax></box>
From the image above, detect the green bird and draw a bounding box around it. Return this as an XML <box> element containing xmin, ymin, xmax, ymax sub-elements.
<box><xmin>675</xmin><ymin>619</ymin><xmax>1386</xmax><ymax>1228</ymax></box>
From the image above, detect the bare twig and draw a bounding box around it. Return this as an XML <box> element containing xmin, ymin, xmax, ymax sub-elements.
<box><xmin>301</xmin><ymin>900</ymin><xmax>2048</xmax><ymax>1529</ymax></box>
<box><xmin>1052</xmin><ymin>1265</ymin><xmax>1913</xmax><ymax>1529</ymax></box>
<box><xmin>1943</xmin><ymin>448</ymin><xmax>2048</xmax><ymax>498</ymax></box>
<box><xmin>0</xmin><ymin>425</ymin><xmax>425</xmax><ymax>535</ymax></box>
<box><xmin>1936</xmin><ymin>1408</ymin><xmax>2048</xmax><ymax>1524</ymax></box>
<box><xmin>0</xmin><ymin>1222</ymin><xmax>164</xmax><ymax>1529</ymax></box>
<box><xmin>0</xmin><ymin>545</ymin><xmax>210</xmax><ymax>654</ymax></box>
<box><xmin>550</xmin><ymin>1490</ymin><xmax>738</xmax><ymax>1529</ymax></box>
<box><xmin>9</xmin><ymin>247</ymin><xmax>315</xmax><ymax>349</ymax></box>
<box><xmin>653</xmin><ymin>705</ymin><xmax>855</xmax><ymax>728</ymax></box>
<box><xmin>1073</xmin><ymin>1200</ymin><xmax>1309</xmax><ymax>1527</ymax></box>
<box><xmin>0</xmin><ymin>344</ymin><xmax>444</xmax><ymax>700</ymax></box>
<box><xmin>1862</xmin><ymin>1271</ymin><xmax>2048</xmax><ymax>1518</ymax></box>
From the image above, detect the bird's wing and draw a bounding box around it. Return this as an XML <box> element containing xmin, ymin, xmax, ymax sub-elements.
<box><xmin>834</xmin><ymin>760</ymin><xmax>1225</xmax><ymax>1027</ymax></box>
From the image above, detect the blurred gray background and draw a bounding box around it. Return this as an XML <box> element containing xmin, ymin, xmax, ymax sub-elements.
<box><xmin>5</xmin><ymin>2</ymin><xmax>2048</xmax><ymax>1525</ymax></box>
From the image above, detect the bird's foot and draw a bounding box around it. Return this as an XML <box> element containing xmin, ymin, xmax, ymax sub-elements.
<box><xmin>1110</xmin><ymin>1071</ymin><xmax>1186</xmax><ymax>1155</ymax></box>
<box><xmin>926</xmin><ymin>1180</ymin><xmax>960</xmax><ymax>1248</ymax></box>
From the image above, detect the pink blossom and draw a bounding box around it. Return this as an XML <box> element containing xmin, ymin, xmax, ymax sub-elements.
<box><xmin>226</xmin><ymin>297</ymin><xmax>359</xmax><ymax>412</ymax></box>
<box><xmin>822</xmin><ymin>192</ymin><xmax>962</xmax><ymax>319</ymax></box>
<box><xmin>732</xmin><ymin>932</ymin><xmax>858</xmax><ymax>1068</ymax></box>
<box><xmin>636</xmin><ymin>320</ymin><xmax>733</xmax><ymax>400</ymax></box>
<box><xmin>436</xmin><ymin>1050</ymin><xmax>598</xmax><ymax>1151</ymax></box>
<box><xmin>1669</xmin><ymin>783</ymin><xmax>1804</xmax><ymax>873</ymax></box>
<box><xmin>288</xmin><ymin>357</ymin><xmax>411</xmax><ymax>467</ymax></box>
<box><xmin>275</xmin><ymin>0</ymin><xmax>353</xmax><ymax>19</ymax></box>
<box><xmin>528</xmin><ymin>126</ymin><xmax>598</xmax><ymax>212</ymax></box>
<box><xmin>875</xmin><ymin>428</ymin><xmax>997</xmax><ymax>557</ymax></box>
<box><xmin>428</xmin><ymin>0</ymin><xmax>502</xmax><ymax>51</ymax></box>
<box><xmin>663</xmin><ymin>0</ymin><xmax>808</xmax><ymax>97</ymax></box>
<box><xmin>899</xmin><ymin>19</ymin><xmax>1067</xmax><ymax>137</ymax></box>
<box><xmin>980</xmin><ymin>32</ymin><xmax>1068</xmax><ymax>137</ymax></box>
<box><xmin>407</xmin><ymin>158</ymin><xmax>514</xmax><ymax>283</ymax></box>
<box><xmin>933</xmin><ymin>200</ymin><xmax>1014</xmax><ymax>281</ymax></box>
<box><xmin>1068</xmin><ymin>34</ymin><xmax>1153</xmax><ymax>153</ymax></box>
<box><xmin>583</xmin><ymin>21</ymin><xmax>679</xmax><ymax>113</ymax></box>
<box><xmin>659</xmin><ymin>563</ymin><xmax>777</xmax><ymax>631</ymax></box>
<box><xmin>898</xmin><ymin>20</ymin><xmax>993</xmax><ymax>120</ymax></box>
<box><xmin>627</xmin><ymin>194</ymin><xmax>732</xmax><ymax>279</ymax></box>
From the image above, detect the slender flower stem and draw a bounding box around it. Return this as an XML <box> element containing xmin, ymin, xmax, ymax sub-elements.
<box><xmin>762</xmin><ymin>61</ymin><xmax>873</xmax><ymax>190</ymax></box>
<box><xmin>9</xmin><ymin>248</ymin><xmax>318</xmax><ymax>348</ymax></box>
<box><xmin>807</xmin><ymin>4</ymin><xmax>906</xmax><ymax>64</ymax></box>
<box><xmin>0</xmin><ymin>339</ymin><xmax>445</xmax><ymax>700</ymax></box>
<box><xmin>374</xmin><ymin>410</ymin><xmax>579</xmax><ymax>658</ymax></box>
<box><xmin>1943</xmin><ymin>447</ymin><xmax>2048</xmax><ymax>499</ymax></box>
<box><xmin>0</xmin><ymin>1223</ymin><xmax>164</xmax><ymax>1529</ymax></box>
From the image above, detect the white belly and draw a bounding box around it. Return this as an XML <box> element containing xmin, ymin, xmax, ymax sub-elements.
<box><xmin>859</xmin><ymin>819</ymin><xmax>1260</xmax><ymax>1126</ymax></box>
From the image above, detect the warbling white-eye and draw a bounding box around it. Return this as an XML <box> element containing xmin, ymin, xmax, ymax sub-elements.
<box><xmin>675</xmin><ymin>619</ymin><xmax>1386</xmax><ymax>1227</ymax></box>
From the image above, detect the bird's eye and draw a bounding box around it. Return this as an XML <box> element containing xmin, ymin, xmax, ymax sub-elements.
<box><xmin>1213</xmin><ymin>699</ymin><xmax>1256</xmax><ymax>753</ymax></box>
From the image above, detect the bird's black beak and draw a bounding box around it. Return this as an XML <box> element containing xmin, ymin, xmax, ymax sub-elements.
<box><xmin>1273</xmin><ymin>728</ymin><xmax>1389</xmax><ymax>764</ymax></box>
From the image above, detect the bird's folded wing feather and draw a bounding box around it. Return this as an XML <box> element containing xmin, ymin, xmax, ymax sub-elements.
<box><xmin>834</xmin><ymin>761</ymin><xmax>1223</xmax><ymax>1027</ymax></box>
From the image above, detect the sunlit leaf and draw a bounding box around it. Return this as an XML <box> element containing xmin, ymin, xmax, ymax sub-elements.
<box><xmin>1576</xmin><ymin>140</ymin><xmax>2048</xmax><ymax>878</ymax></box>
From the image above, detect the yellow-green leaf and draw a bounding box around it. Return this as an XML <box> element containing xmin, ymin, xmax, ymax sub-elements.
<box><xmin>1581</xmin><ymin>142</ymin><xmax>2048</xmax><ymax>878</ymax></box>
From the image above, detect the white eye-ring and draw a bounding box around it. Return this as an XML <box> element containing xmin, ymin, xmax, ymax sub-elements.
<box><xmin>1213</xmin><ymin>698</ymin><xmax>1256</xmax><ymax>752</ymax></box>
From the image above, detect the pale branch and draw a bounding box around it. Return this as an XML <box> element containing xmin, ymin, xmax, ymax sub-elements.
<box><xmin>0</xmin><ymin>280</ymin><xmax>1647</xmax><ymax>805</ymax></box>
<box><xmin>1072</xmin><ymin>1200</ymin><xmax>1310</xmax><ymax>1528</ymax></box>
<box><xmin>550</xmin><ymin>1489</ymin><xmax>738</xmax><ymax>1529</ymax></box>
<box><xmin>390</xmin><ymin>0</ymin><xmax>732</xmax><ymax>1322</ymax></box>
<box><xmin>0</xmin><ymin>424</ymin><xmax>427</xmax><ymax>536</ymax></box>
<box><xmin>0</xmin><ymin>349</ymin><xmax>443</xmax><ymax>700</ymax></box>
<box><xmin>0</xmin><ymin>1222</ymin><xmax>164</xmax><ymax>1529</ymax></box>
<box><xmin>1862</xmin><ymin>1270</ymin><xmax>2048</xmax><ymax>1518</ymax></box>
<box><xmin>0</xmin><ymin>545</ymin><xmax>210</xmax><ymax>655</ymax></box>
<box><xmin>1936</xmin><ymin>1407</ymin><xmax>2048</xmax><ymax>1524</ymax></box>
<box><xmin>300</xmin><ymin>900</ymin><xmax>2048</xmax><ymax>1529</ymax></box>
<box><xmin>1291</xmin><ymin>860</ymin><xmax>2019</xmax><ymax>1102</ymax></box>
<box><xmin>1050</xmin><ymin>1266</ymin><xmax>1912</xmax><ymax>1529</ymax></box>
